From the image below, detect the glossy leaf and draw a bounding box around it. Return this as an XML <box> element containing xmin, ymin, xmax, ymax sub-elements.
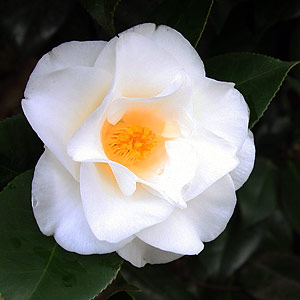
<box><xmin>240</xmin><ymin>253</ymin><xmax>300</xmax><ymax>300</ymax></box>
<box><xmin>237</xmin><ymin>157</ymin><xmax>277</xmax><ymax>228</ymax></box>
<box><xmin>152</xmin><ymin>0</ymin><xmax>213</xmax><ymax>47</ymax></box>
<box><xmin>79</xmin><ymin>0</ymin><xmax>120</xmax><ymax>37</ymax></box>
<box><xmin>0</xmin><ymin>171</ymin><xmax>123</xmax><ymax>300</ymax></box>
<box><xmin>205</xmin><ymin>53</ymin><xmax>299</xmax><ymax>127</ymax></box>
<box><xmin>0</xmin><ymin>114</ymin><xmax>43</xmax><ymax>191</ymax></box>
<box><xmin>280</xmin><ymin>162</ymin><xmax>300</xmax><ymax>234</ymax></box>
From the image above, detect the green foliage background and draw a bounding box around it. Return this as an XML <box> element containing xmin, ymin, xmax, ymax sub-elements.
<box><xmin>0</xmin><ymin>0</ymin><xmax>300</xmax><ymax>299</ymax></box>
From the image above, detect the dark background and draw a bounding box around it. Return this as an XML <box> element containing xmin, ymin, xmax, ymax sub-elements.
<box><xmin>1</xmin><ymin>0</ymin><xmax>300</xmax><ymax>299</ymax></box>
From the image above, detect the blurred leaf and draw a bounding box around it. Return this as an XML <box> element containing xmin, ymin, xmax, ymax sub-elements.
<box><xmin>289</xmin><ymin>19</ymin><xmax>300</xmax><ymax>79</ymax></box>
<box><xmin>122</xmin><ymin>262</ymin><xmax>195</xmax><ymax>300</ymax></box>
<box><xmin>259</xmin><ymin>210</ymin><xmax>293</xmax><ymax>252</ymax></box>
<box><xmin>209</xmin><ymin>0</ymin><xmax>238</xmax><ymax>34</ymax></box>
<box><xmin>207</xmin><ymin>0</ymin><xmax>300</xmax><ymax>56</ymax></box>
<box><xmin>0</xmin><ymin>114</ymin><xmax>43</xmax><ymax>191</ymax></box>
<box><xmin>80</xmin><ymin>0</ymin><xmax>120</xmax><ymax>37</ymax></box>
<box><xmin>197</xmin><ymin>284</ymin><xmax>251</xmax><ymax>300</ymax></box>
<box><xmin>237</xmin><ymin>158</ymin><xmax>277</xmax><ymax>228</ymax></box>
<box><xmin>199</xmin><ymin>217</ymin><xmax>264</xmax><ymax>279</ymax></box>
<box><xmin>0</xmin><ymin>171</ymin><xmax>123</xmax><ymax>300</ymax></box>
<box><xmin>280</xmin><ymin>162</ymin><xmax>300</xmax><ymax>234</ymax></box>
<box><xmin>253</xmin><ymin>0</ymin><xmax>300</xmax><ymax>30</ymax></box>
<box><xmin>152</xmin><ymin>0</ymin><xmax>214</xmax><ymax>47</ymax></box>
<box><xmin>240</xmin><ymin>253</ymin><xmax>300</xmax><ymax>300</ymax></box>
<box><xmin>205</xmin><ymin>53</ymin><xmax>299</xmax><ymax>127</ymax></box>
<box><xmin>0</xmin><ymin>0</ymin><xmax>71</xmax><ymax>55</ymax></box>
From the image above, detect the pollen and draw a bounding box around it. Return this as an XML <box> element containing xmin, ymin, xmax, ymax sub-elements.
<box><xmin>103</xmin><ymin>123</ymin><xmax>158</xmax><ymax>165</ymax></box>
<box><xmin>101</xmin><ymin>107</ymin><xmax>169</xmax><ymax>176</ymax></box>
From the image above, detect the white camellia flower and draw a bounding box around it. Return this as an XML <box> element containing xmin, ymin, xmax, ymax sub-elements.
<box><xmin>22</xmin><ymin>23</ymin><xmax>255</xmax><ymax>267</ymax></box>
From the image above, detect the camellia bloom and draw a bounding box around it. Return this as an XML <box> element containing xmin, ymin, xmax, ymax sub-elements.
<box><xmin>22</xmin><ymin>23</ymin><xmax>255</xmax><ymax>267</ymax></box>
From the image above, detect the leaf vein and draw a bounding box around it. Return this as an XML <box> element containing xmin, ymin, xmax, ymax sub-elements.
<box><xmin>27</xmin><ymin>244</ymin><xmax>57</xmax><ymax>299</ymax></box>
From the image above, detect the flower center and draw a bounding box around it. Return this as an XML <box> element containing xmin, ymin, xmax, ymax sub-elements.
<box><xmin>103</xmin><ymin>123</ymin><xmax>158</xmax><ymax>164</ymax></box>
<box><xmin>101</xmin><ymin>107</ymin><xmax>169</xmax><ymax>176</ymax></box>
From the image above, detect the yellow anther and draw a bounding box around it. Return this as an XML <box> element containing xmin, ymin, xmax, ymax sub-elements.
<box><xmin>103</xmin><ymin>123</ymin><xmax>158</xmax><ymax>166</ymax></box>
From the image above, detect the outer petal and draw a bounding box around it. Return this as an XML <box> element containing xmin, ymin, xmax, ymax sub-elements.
<box><xmin>22</xmin><ymin>66</ymin><xmax>112</xmax><ymax>179</ymax></box>
<box><xmin>117</xmin><ymin>238</ymin><xmax>182</xmax><ymax>268</ymax></box>
<box><xmin>80</xmin><ymin>162</ymin><xmax>174</xmax><ymax>244</ymax></box>
<box><xmin>28</xmin><ymin>41</ymin><xmax>106</xmax><ymax>82</ymax></box>
<box><xmin>230</xmin><ymin>130</ymin><xmax>255</xmax><ymax>190</ymax></box>
<box><xmin>122</xmin><ymin>23</ymin><xmax>205</xmax><ymax>77</ymax></box>
<box><xmin>32</xmin><ymin>149</ymin><xmax>127</xmax><ymax>254</ymax></box>
<box><xmin>137</xmin><ymin>175</ymin><xmax>236</xmax><ymax>254</ymax></box>
<box><xmin>193</xmin><ymin>77</ymin><xmax>249</xmax><ymax>150</ymax></box>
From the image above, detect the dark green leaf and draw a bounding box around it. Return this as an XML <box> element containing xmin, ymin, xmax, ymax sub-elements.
<box><xmin>280</xmin><ymin>162</ymin><xmax>300</xmax><ymax>234</ymax></box>
<box><xmin>152</xmin><ymin>0</ymin><xmax>213</xmax><ymax>47</ymax></box>
<box><xmin>94</xmin><ymin>273</ymin><xmax>139</xmax><ymax>300</ymax></box>
<box><xmin>0</xmin><ymin>171</ymin><xmax>123</xmax><ymax>300</ymax></box>
<box><xmin>238</xmin><ymin>157</ymin><xmax>277</xmax><ymax>228</ymax></box>
<box><xmin>240</xmin><ymin>253</ymin><xmax>300</xmax><ymax>300</ymax></box>
<box><xmin>0</xmin><ymin>114</ymin><xmax>43</xmax><ymax>191</ymax></box>
<box><xmin>79</xmin><ymin>0</ymin><xmax>120</xmax><ymax>37</ymax></box>
<box><xmin>205</xmin><ymin>53</ymin><xmax>299</xmax><ymax>127</ymax></box>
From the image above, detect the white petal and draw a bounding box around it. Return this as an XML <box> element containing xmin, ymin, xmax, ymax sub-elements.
<box><xmin>182</xmin><ymin>126</ymin><xmax>239</xmax><ymax>201</ymax></box>
<box><xmin>66</xmin><ymin>97</ymin><xmax>109</xmax><ymax>163</ymax></box>
<box><xmin>113</xmin><ymin>32</ymin><xmax>181</xmax><ymax>98</ymax></box>
<box><xmin>94</xmin><ymin>37</ymin><xmax>118</xmax><ymax>74</ymax></box>
<box><xmin>106</xmin><ymin>71</ymin><xmax>186</xmax><ymax>125</ymax></box>
<box><xmin>28</xmin><ymin>41</ymin><xmax>106</xmax><ymax>82</ymax></box>
<box><xmin>66</xmin><ymin>99</ymin><xmax>109</xmax><ymax>163</ymax></box>
<box><xmin>22</xmin><ymin>66</ymin><xmax>112</xmax><ymax>179</ymax></box>
<box><xmin>32</xmin><ymin>149</ymin><xmax>127</xmax><ymax>254</ymax></box>
<box><xmin>109</xmin><ymin>163</ymin><xmax>137</xmax><ymax>196</ymax></box>
<box><xmin>121</xmin><ymin>23</ymin><xmax>157</xmax><ymax>37</ymax></box>
<box><xmin>117</xmin><ymin>238</ymin><xmax>182</xmax><ymax>268</ymax></box>
<box><xmin>230</xmin><ymin>130</ymin><xmax>255</xmax><ymax>190</ymax></box>
<box><xmin>146</xmin><ymin>138</ymin><xmax>199</xmax><ymax>208</ymax></box>
<box><xmin>137</xmin><ymin>175</ymin><xmax>236</xmax><ymax>255</ymax></box>
<box><xmin>193</xmin><ymin>77</ymin><xmax>249</xmax><ymax>150</ymax></box>
<box><xmin>122</xmin><ymin>23</ymin><xmax>205</xmax><ymax>77</ymax></box>
<box><xmin>80</xmin><ymin>162</ymin><xmax>174</xmax><ymax>243</ymax></box>
<box><xmin>94</xmin><ymin>24</ymin><xmax>157</xmax><ymax>75</ymax></box>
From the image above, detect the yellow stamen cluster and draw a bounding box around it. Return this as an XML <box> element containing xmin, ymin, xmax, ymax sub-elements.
<box><xmin>105</xmin><ymin>124</ymin><xmax>158</xmax><ymax>165</ymax></box>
